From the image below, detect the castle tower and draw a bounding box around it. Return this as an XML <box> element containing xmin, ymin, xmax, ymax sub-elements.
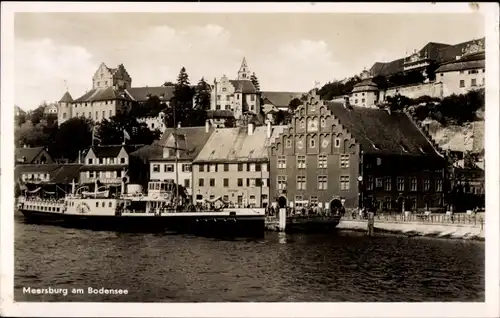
<box><xmin>57</xmin><ymin>91</ymin><xmax>74</xmax><ymax>125</ymax></box>
<box><xmin>237</xmin><ymin>57</ymin><xmax>251</xmax><ymax>80</ymax></box>
<box><xmin>92</xmin><ymin>62</ymin><xmax>132</xmax><ymax>90</ymax></box>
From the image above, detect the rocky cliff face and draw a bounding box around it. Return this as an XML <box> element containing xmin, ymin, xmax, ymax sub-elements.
<box><xmin>422</xmin><ymin>119</ymin><xmax>484</xmax><ymax>153</ymax></box>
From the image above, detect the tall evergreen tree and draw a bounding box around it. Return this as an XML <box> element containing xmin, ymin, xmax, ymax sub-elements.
<box><xmin>167</xmin><ymin>67</ymin><xmax>194</xmax><ymax>127</ymax></box>
<box><xmin>194</xmin><ymin>77</ymin><xmax>211</xmax><ymax>111</ymax></box>
<box><xmin>250</xmin><ymin>72</ymin><xmax>260</xmax><ymax>91</ymax></box>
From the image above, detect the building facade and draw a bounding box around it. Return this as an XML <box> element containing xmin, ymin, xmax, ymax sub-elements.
<box><xmin>192</xmin><ymin>122</ymin><xmax>285</xmax><ymax>208</ymax></box>
<box><xmin>148</xmin><ymin>125</ymin><xmax>214</xmax><ymax>197</ymax></box>
<box><xmin>93</xmin><ymin>63</ymin><xmax>132</xmax><ymax>90</ymax></box>
<box><xmin>15</xmin><ymin>147</ymin><xmax>54</xmax><ymax>165</ymax></box>
<box><xmin>349</xmin><ymin>70</ymin><xmax>379</xmax><ymax>108</ymax></box>
<box><xmin>79</xmin><ymin>145</ymin><xmax>131</xmax><ymax>185</ymax></box>
<box><xmin>210</xmin><ymin>58</ymin><xmax>260</xmax><ymax>120</ymax></box>
<box><xmin>269</xmin><ymin>90</ymin><xmax>446</xmax><ymax>212</ymax></box>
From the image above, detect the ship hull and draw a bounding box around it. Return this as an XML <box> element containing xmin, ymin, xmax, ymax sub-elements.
<box><xmin>285</xmin><ymin>216</ymin><xmax>342</xmax><ymax>233</ymax></box>
<box><xmin>19</xmin><ymin>209</ymin><xmax>265</xmax><ymax>238</ymax></box>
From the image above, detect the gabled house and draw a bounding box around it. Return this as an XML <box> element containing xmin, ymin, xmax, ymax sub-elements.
<box><xmin>147</xmin><ymin>124</ymin><xmax>214</xmax><ymax>198</ymax></box>
<box><xmin>269</xmin><ymin>90</ymin><xmax>446</xmax><ymax>212</ymax></box>
<box><xmin>80</xmin><ymin>145</ymin><xmax>141</xmax><ymax>186</ymax></box>
<box><xmin>15</xmin><ymin>147</ymin><xmax>54</xmax><ymax>165</ymax></box>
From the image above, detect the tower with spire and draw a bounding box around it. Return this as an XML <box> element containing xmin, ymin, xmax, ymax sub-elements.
<box><xmin>57</xmin><ymin>89</ymin><xmax>74</xmax><ymax>125</ymax></box>
<box><xmin>237</xmin><ymin>57</ymin><xmax>251</xmax><ymax>80</ymax></box>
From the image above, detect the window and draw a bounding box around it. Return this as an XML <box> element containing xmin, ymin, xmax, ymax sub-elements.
<box><xmin>246</xmin><ymin>178</ymin><xmax>250</xmax><ymax>187</ymax></box>
<box><xmin>340</xmin><ymin>154</ymin><xmax>349</xmax><ymax>168</ymax></box>
<box><xmin>410</xmin><ymin>177</ymin><xmax>417</xmax><ymax>191</ymax></box>
<box><xmin>459</xmin><ymin>70</ymin><xmax>464</xmax><ymax>74</ymax></box>
<box><xmin>362</xmin><ymin>98</ymin><xmax>365</xmax><ymax>103</ymax></box>
<box><xmin>199</xmin><ymin>165</ymin><xmax>205</xmax><ymax>172</ymax></box>
<box><xmin>250</xmin><ymin>178</ymin><xmax>256</xmax><ymax>187</ymax></box>
<box><xmin>153</xmin><ymin>164</ymin><xmax>160</xmax><ymax>172</ymax></box>
<box><xmin>335</xmin><ymin>138</ymin><xmax>341</xmax><ymax>148</ymax></box>
<box><xmin>250</xmin><ymin>95</ymin><xmax>255</xmax><ymax>101</ymax></box>
<box><xmin>181</xmin><ymin>164</ymin><xmax>191</xmax><ymax>172</ymax></box>
<box><xmin>224</xmin><ymin>164</ymin><xmax>229</xmax><ymax>171</ymax></box>
<box><xmin>211</xmin><ymin>164</ymin><xmax>218</xmax><ymax>172</ymax></box>
<box><xmin>300</xmin><ymin>120</ymin><xmax>305</xmax><ymax>129</ymax></box>
<box><xmin>471</xmin><ymin>78</ymin><xmax>477</xmax><ymax>86</ymax></box>
<box><xmin>207</xmin><ymin>165</ymin><xmax>211</xmax><ymax>172</ymax></box>
<box><xmin>222</xmin><ymin>87</ymin><xmax>227</xmax><ymax>92</ymax></box>
<box><xmin>223</xmin><ymin>178</ymin><xmax>229</xmax><ymax>187</ymax></box>
<box><xmin>164</xmin><ymin>164</ymin><xmax>174</xmax><ymax>172</ymax></box>
<box><xmin>340</xmin><ymin>176</ymin><xmax>350</xmax><ymax>191</ymax></box>
<box><xmin>209</xmin><ymin>179</ymin><xmax>215</xmax><ymax>187</ymax></box>
<box><xmin>286</xmin><ymin>139</ymin><xmax>292</xmax><ymax>148</ymax></box>
<box><xmin>318</xmin><ymin>155</ymin><xmax>327</xmax><ymax>168</ymax></box>
<box><xmin>321</xmin><ymin>117</ymin><xmax>326</xmax><ymax>127</ymax></box>
<box><xmin>217</xmin><ymin>95</ymin><xmax>221</xmax><ymax>100</ymax></box>
<box><xmin>248</xmin><ymin>163</ymin><xmax>255</xmax><ymax>172</ymax></box>
<box><xmin>237</xmin><ymin>178</ymin><xmax>243</xmax><ymax>187</ymax></box>
<box><xmin>310</xmin><ymin>138</ymin><xmax>316</xmax><ymax>148</ymax></box>
<box><xmin>355</xmin><ymin>99</ymin><xmax>358</xmax><ymax>104</ymax></box>
<box><xmin>376</xmin><ymin>158</ymin><xmax>382</xmax><ymax>166</ymax></box>
<box><xmin>88</xmin><ymin>158</ymin><xmax>93</xmax><ymax>164</ymax></box>
<box><xmin>226</xmin><ymin>95</ymin><xmax>230</xmax><ymax>101</ymax></box>
<box><xmin>459</xmin><ymin>80</ymin><xmax>465</xmax><ymax>88</ymax></box>
<box><xmin>435</xmin><ymin>179</ymin><xmax>443</xmax><ymax>192</ymax></box>
<box><xmin>277</xmin><ymin>176</ymin><xmax>287</xmax><ymax>190</ymax></box>
<box><xmin>397</xmin><ymin>177</ymin><xmax>404</xmax><ymax>191</ymax></box>
<box><xmin>109</xmin><ymin>110</ymin><xmax>112</xmax><ymax>117</ymax></box>
<box><xmin>238</xmin><ymin>163</ymin><xmax>244</xmax><ymax>171</ymax></box>
<box><xmin>317</xmin><ymin>175</ymin><xmax>328</xmax><ymax>190</ymax></box>
<box><xmin>102</xmin><ymin>111</ymin><xmax>105</xmax><ymax>118</ymax></box>
<box><xmin>277</xmin><ymin>156</ymin><xmax>286</xmax><ymax>169</ymax></box>
<box><xmin>384</xmin><ymin>177</ymin><xmax>392</xmax><ymax>191</ymax></box>
<box><xmin>262</xmin><ymin>163</ymin><xmax>268</xmax><ymax>171</ymax></box>
<box><xmin>255</xmin><ymin>163</ymin><xmax>261</xmax><ymax>171</ymax></box>
<box><xmin>63</xmin><ymin>112</ymin><xmax>67</xmax><ymax>119</ymax></box>
<box><xmin>366</xmin><ymin>176</ymin><xmax>373</xmax><ymax>190</ymax></box>
<box><xmin>120</xmin><ymin>158</ymin><xmax>125</xmax><ymax>164</ymax></box>
<box><xmin>384</xmin><ymin>197</ymin><xmax>391</xmax><ymax>210</ymax></box>
<box><xmin>424</xmin><ymin>179</ymin><xmax>430</xmax><ymax>191</ymax></box>
<box><xmin>216</xmin><ymin>105</ymin><xmax>221</xmax><ymax>110</ymax></box>
<box><xmin>376</xmin><ymin>177</ymin><xmax>383</xmax><ymax>188</ymax></box>
<box><xmin>198</xmin><ymin>178</ymin><xmax>204</xmax><ymax>187</ymax></box>
<box><xmin>296</xmin><ymin>176</ymin><xmax>306</xmax><ymax>190</ymax></box>
<box><xmin>310</xmin><ymin>196</ymin><xmax>319</xmax><ymax>207</ymax></box>
<box><xmin>184</xmin><ymin>179</ymin><xmax>190</xmax><ymax>188</ymax></box>
<box><xmin>297</xmin><ymin>156</ymin><xmax>306</xmax><ymax>169</ymax></box>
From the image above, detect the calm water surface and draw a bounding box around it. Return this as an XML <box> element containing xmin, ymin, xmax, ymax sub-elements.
<box><xmin>15</xmin><ymin>217</ymin><xmax>484</xmax><ymax>302</ymax></box>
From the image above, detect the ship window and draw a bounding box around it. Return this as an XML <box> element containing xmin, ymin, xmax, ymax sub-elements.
<box><xmin>102</xmin><ymin>202</ymin><xmax>105</xmax><ymax>207</ymax></box>
<box><xmin>109</xmin><ymin>202</ymin><xmax>112</xmax><ymax>207</ymax></box>
<box><xmin>96</xmin><ymin>202</ymin><xmax>99</xmax><ymax>207</ymax></box>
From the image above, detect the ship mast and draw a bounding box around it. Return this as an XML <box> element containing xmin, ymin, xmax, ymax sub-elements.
<box><xmin>173</xmin><ymin>102</ymin><xmax>179</xmax><ymax>209</ymax></box>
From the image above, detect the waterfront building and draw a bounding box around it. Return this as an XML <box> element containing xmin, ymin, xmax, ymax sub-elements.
<box><xmin>268</xmin><ymin>90</ymin><xmax>446</xmax><ymax>212</ymax></box>
<box><xmin>79</xmin><ymin>145</ymin><xmax>139</xmax><ymax>186</ymax></box>
<box><xmin>15</xmin><ymin>163</ymin><xmax>83</xmax><ymax>185</ymax></box>
<box><xmin>15</xmin><ymin>146</ymin><xmax>54</xmax><ymax>165</ymax></box>
<box><xmin>192</xmin><ymin>121</ymin><xmax>286</xmax><ymax>208</ymax></box>
<box><xmin>148</xmin><ymin>125</ymin><xmax>214</xmax><ymax>197</ymax></box>
<box><xmin>210</xmin><ymin>57</ymin><xmax>261</xmax><ymax>121</ymax></box>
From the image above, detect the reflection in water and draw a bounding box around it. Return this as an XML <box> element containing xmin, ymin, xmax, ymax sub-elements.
<box><xmin>14</xmin><ymin>218</ymin><xmax>484</xmax><ymax>302</ymax></box>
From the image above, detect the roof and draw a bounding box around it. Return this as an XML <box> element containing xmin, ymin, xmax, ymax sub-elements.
<box><xmin>129</xmin><ymin>142</ymin><xmax>163</xmax><ymax>162</ymax></box>
<box><xmin>351</xmin><ymin>79</ymin><xmax>379</xmax><ymax>93</ymax></box>
<box><xmin>369</xmin><ymin>58</ymin><xmax>405</xmax><ymax>77</ymax></box>
<box><xmin>229</xmin><ymin>80</ymin><xmax>257</xmax><ymax>93</ymax></box>
<box><xmin>326</xmin><ymin>102</ymin><xmax>441</xmax><ymax>156</ymax></box>
<box><xmin>125</xmin><ymin>86</ymin><xmax>175</xmax><ymax>103</ymax></box>
<box><xmin>194</xmin><ymin>125</ymin><xmax>287</xmax><ymax>163</ymax></box>
<box><xmin>207</xmin><ymin>110</ymin><xmax>235</xmax><ymax>118</ymax></box>
<box><xmin>261</xmin><ymin>91</ymin><xmax>305</xmax><ymax>108</ymax></box>
<box><xmin>15</xmin><ymin>164</ymin><xmax>83</xmax><ymax>184</ymax></box>
<box><xmin>437</xmin><ymin>38</ymin><xmax>485</xmax><ymax>63</ymax></box>
<box><xmin>59</xmin><ymin>91</ymin><xmax>74</xmax><ymax>103</ymax></box>
<box><xmin>15</xmin><ymin>147</ymin><xmax>48</xmax><ymax>163</ymax></box>
<box><xmin>152</xmin><ymin>126</ymin><xmax>214</xmax><ymax>161</ymax></box>
<box><xmin>73</xmin><ymin>87</ymin><xmax>133</xmax><ymax>103</ymax></box>
<box><xmin>89</xmin><ymin>145</ymin><xmax>139</xmax><ymax>158</ymax></box>
<box><xmin>435</xmin><ymin>54</ymin><xmax>485</xmax><ymax>73</ymax></box>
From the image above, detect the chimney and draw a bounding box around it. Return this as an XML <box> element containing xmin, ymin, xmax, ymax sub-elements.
<box><xmin>266</xmin><ymin>120</ymin><xmax>271</xmax><ymax>139</ymax></box>
<box><xmin>205</xmin><ymin>120</ymin><xmax>210</xmax><ymax>133</ymax></box>
<box><xmin>177</xmin><ymin>122</ymin><xmax>181</xmax><ymax>128</ymax></box>
<box><xmin>248</xmin><ymin>122</ymin><xmax>254</xmax><ymax>136</ymax></box>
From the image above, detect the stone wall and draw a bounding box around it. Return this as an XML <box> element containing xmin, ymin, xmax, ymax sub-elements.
<box><xmin>380</xmin><ymin>82</ymin><xmax>443</xmax><ymax>100</ymax></box>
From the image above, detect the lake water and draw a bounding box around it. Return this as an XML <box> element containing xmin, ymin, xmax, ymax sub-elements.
<box><xmin>14</xmin><ymin>216</ymin><xmax>484</xmax><ymax>302</ymax></box>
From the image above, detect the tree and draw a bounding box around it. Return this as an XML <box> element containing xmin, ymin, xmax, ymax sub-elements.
<box><xmin>194</xmin><ymin>77</ymin><xmax>211</xmax><ymax>111</ymax></box>
<box><xmin>26</xmin><ymin>104</ymin><xmax>47</xmax><ymax>126</ymax></box>
<box><xmin>425</xmin><ymin>61</ymin><xmax>440</xmax><ymax>82</ymax></box>
<box><xmin>49</xmin><ymin>117</ymin><xmax>93</xmax><ymax>161</ymax></box>
<box><xmin>250</xmin><ymin>72</ymin><xmax>260</xmax><ymax>91</ymax></box>
<box><xmin>166</xmin><ymin>67</ymin><xmax>194</xmax><ymax>127</ymax></box>
<box><xmin>288</xmin><ymin>98</ymin><xmax>302</xmax><ymax>113</ymax></box>
<box><xmin>97</xmin><ymin>114</ymin><xmax>160</xmax><ymax>146</ymax></box>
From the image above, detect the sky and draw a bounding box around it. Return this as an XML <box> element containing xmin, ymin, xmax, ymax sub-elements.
<box><xmin>14</xmin><ymin>12</ymin><xmax>485</xmax><ymax>110</ymax></box>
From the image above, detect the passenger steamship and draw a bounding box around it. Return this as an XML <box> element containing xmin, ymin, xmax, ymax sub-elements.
<box><xmin>17</xmin><ymin>179</ymin><xmax>265</xmax><ymax>237</ymax></box>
